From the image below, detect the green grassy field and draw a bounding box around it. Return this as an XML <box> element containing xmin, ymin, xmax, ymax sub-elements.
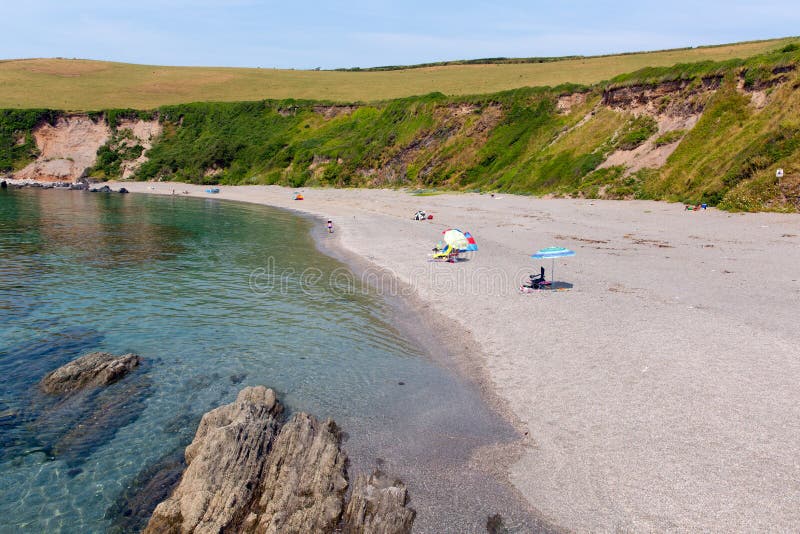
<box><xmin>0</xmin><ymin>38</ymin><xmax>794</xmax><ymax>110</ymax></box>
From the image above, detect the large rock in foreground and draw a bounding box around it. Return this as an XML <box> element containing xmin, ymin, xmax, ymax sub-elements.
<box><xmin>40</xmin><ymin>352</ymin><xmax>141</xmax><ymax>394</ymax></box>
<box><xmin>145</xmin><ymin>386</ymin><xmax>414</xmax><ymax>534</ymax></box>
<box><xmin>243</xmin><ymin>413</ymin><xmax>348</xmax><ymax>533</ymax></box>
<box><xmin>145</xmin><ymin>386</ymin><xmax>283</xmax><ymax>533</ymax></box>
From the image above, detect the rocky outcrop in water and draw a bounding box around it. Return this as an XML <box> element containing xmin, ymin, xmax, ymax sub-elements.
<box><xmin>243</xmin><ymin>413</ymin><xmax>348</xmax><ymax>533</ymax></box>
<box><xmin>144</xmin><ymin>386</ymin><xmax>284</xmax><ymax>533</ymax></box>
<box><xmin>40</xmin><ymin>352</ymin><xmax>140</xmax><ymax>394</ymax></box>
<box><xmin>343</xmin><ymin>471</ymin><xmax>416</xmax><ymax>533</ymax></box>
<box><xmin>144</xmin><ymin>386</ymin><xmax>414</xmax><ymax>534</ymax></box>
<box><xmin>30</xmin><ymin>351</ymin><xmax>150</xmax><ymax>466</ymax></box>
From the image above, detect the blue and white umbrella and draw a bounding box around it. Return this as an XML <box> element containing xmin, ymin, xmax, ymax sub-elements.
<box><xmin>531</xmin><ymin>246</ymin><xmax>575</xmax><ymax>288</ymax></box>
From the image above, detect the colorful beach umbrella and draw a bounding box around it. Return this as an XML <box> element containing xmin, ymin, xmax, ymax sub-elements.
<box><xmin>463</xmin><ymin>231</ymin><xmax>478</xmax><ymax>252</ymax></box>
<box><xmin>442</xmin><ymin>229</ymin><xmax>469</xmax><ymax>250</ymax></box>
<box><xmin>531</xmin><ymin>247</ymin><xmax>575</xmax><ymax>288</ymax></box>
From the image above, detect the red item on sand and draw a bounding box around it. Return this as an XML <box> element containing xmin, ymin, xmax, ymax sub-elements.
<box><xmin>427</xmin><ymin>214</ymin><xmax>433</xmax><ymax>220</ymax></box>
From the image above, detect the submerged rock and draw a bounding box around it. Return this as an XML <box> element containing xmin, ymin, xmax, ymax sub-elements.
<box><xmin>20</xmin><ymin>351</ymin><xmax>151</xmax><ymax>466</ymax></box>
<box><xmin>343</xmin><ymin>471</ymin><xmax>415</xmax><ymax>534</ymax></box>
<box><xmin>107</xmin><ymin>448</ymin><xmax>187</xmax><ymax>534</ymax></box>
<box><xmin>32</xmin><ymin>366</ymin><xmax>151</xmax><ymax>466</ymax></box>
<box><xmin>144</xmin><ymin>386</ymin><xmax>415</xmax><ymax>534</ymax></box>
<box><xmin>40</xmin><ymin>352</ymin><xmax>140</xmax><ymax>394</ymax></box>
<box><xmin>48</xmin><ymin>379</ymin><xmax>151</xmax><ymax>465</ymax></box>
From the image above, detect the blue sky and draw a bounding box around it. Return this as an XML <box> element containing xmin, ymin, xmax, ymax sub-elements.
<box><xmin>2</xmin><ymin>1</ymin><xmax>798</xmax><ymax>68</ymax></box>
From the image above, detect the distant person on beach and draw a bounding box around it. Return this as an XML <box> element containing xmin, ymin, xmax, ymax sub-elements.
<box><xmin>327</xmin><ymin>220</ymin><xmax>334</xmax><ymax>233</ymax></box>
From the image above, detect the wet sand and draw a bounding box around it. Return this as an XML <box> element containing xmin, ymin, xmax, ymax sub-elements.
<box><xmin>105</xmin><ymin>182</ymin><xmax>800</xmax><ymax>531</ymax></box>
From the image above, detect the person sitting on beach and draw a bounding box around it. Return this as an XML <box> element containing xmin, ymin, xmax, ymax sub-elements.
<box><xmin>523</xmin><ymin>267</ymin><xmax>550</xmax><ymax>289</ymax></box>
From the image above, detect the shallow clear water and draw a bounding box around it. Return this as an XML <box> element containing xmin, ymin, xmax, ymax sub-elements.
<box><xmin>0</xmin><ymin>189</ymin><xmax>534</xmax><ymax>533</ymax></box>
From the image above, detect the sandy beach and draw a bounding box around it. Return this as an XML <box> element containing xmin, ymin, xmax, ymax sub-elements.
<box><xmin>101</xmin><ymin>182</ymin><xmax>800</xmax><ymax>532</ymax></box>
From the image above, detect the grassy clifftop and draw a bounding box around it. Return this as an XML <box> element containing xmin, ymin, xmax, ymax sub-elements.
<box><xmin>3</xmin><ymin>43</ymin><xmax>800</xmax><ymax>212</ymax></box>
<box><xmin>0</xmin><ymin>38</ymin><xmax>793</xmax><ymax>109</ymax></box>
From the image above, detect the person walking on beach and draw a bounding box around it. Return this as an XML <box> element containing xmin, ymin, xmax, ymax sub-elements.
<box><xmin>327</xmin><ymin>220</ymin><xmax>334</xmax><ymax>233</ymax></box>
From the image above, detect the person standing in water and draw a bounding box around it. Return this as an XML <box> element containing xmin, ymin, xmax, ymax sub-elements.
<box><xmin>327</xmin><ymin>220</ymin><xmax>333</xmax><ymax>233</ymax></box>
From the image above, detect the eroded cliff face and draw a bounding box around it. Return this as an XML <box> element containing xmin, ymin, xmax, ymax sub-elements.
<box><xmin>10</xmin><ymin>115</ymin><xmax>160</xmax><ymax>182</ymax></box>
<box><xmin>595</xmin><ymin>79</ymin><xmax>717</xmax><ymax>175</ymax></box>
<box><xmin>117</xmin><ymin>119</ymin><xmax>163</xmax><ymax>179</ymax></box>
<box><xmin>4</xmin><ymin>58</ymin><xmax>798</xmax><ymax>210</ymax></box>
<box><xmin>13</xmin><ymin>116</ymin><xmax>109</xmax><ymax>181</ymax></box>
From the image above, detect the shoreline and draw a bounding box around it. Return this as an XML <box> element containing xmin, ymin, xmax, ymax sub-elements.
<box><xmin>197</xmin><ymin>187</ymin><xmax>555</xmax><ymax>528</ymax></box>
<box><xmin>19</xmin><ymin>180</ymin><xmax>800</xmax><ymax>531</ymax></box>
<box><xmin>97</xmin><ymin>182</ymin><xmax>553</xmax><ymax>527</ymax></box>
<box><xmin>2</xmin><ymin>185</ymin><xmax>544</xmax><ymax>532</ymax></box>
<box><xmin>302</xmin><ymin>208</ymin><xmax>545</xmax><ymax>520</ymax></box>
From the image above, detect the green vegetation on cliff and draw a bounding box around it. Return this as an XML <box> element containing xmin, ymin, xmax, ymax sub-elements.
<box><xmin>0</xmin><ymin>110</ymin><xmax>61</xmax><ymax>172</ymax></box>
<box><xmin>2</xmin><ymin>43</ymin><xmax>800</xmax><ymax>212</ymax></box>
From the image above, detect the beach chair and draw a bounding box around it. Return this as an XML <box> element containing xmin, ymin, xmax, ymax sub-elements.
<box><xmin>432</xmin><ymin>244</ymin><xmax>459</xmax><ymax>262</ymax></box>
<box><xmin>523</xmin><ymin>267</ymin><xmax>551</xmax><ymax>290</ymax></box>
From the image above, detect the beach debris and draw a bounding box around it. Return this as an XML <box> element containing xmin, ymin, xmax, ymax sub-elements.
<box><xmin>144</xmin><ymin>386</ymin><xmax>414</xmax><ymax>534</ymax></box>
<box><xmin>40</xmin><ymin>352</ymin><xmax>141</xmax><ymax>394</ymax></box>
<box><xmin>685</xmin><ymin>203</ymin><xmax>707</xmax><ymax>210</ymax></box>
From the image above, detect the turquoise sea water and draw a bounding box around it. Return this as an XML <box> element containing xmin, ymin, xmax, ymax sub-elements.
<box><xmin>0</xmin><ymin>189</ymin><xmax>535</xmax><ymax>533</ymax></box>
